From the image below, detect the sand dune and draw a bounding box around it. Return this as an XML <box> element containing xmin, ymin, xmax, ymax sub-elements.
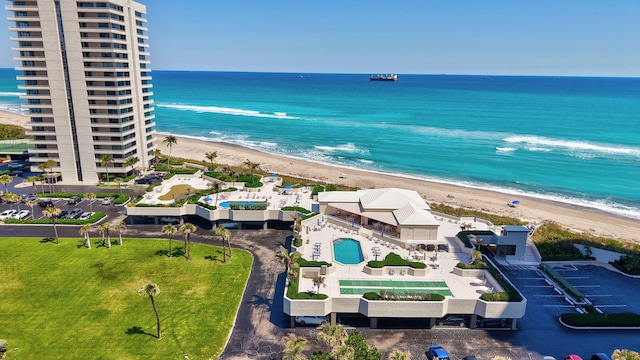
<box><xmin>2</xmin><ymin>109</ymin><xmax>638</xmax><ymax>242</ymax></box>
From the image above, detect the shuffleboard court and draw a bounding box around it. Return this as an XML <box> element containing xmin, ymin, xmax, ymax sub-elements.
<box><xmin>338</xmin><ymin>279</ymin><xmax>453</xmax><ymax>296</ymax></box>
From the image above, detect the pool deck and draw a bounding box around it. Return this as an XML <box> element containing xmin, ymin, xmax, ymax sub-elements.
<box><xmin>295</xmin><ymin>219</ymin><xmax>496</xmax><ymax>300</ymax></box>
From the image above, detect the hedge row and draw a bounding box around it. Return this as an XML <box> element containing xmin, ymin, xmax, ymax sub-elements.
<box><xmin>363</xmin><ymin>291</ymin><xmax>445</xmax><ymax>302</ymax></box>
<box><xmin>541</xmin><ymin>263</ymin><xmax>585</xmax><ymax>301</ymax></box>
<box><xmin>367</xmin><ymin>252</ymin><xmax>427</xmax><ymax>269</ymax></box>
<box><xmin>296</xmin><ymin>257</ymin><xmax>331</xmax><ymax>268</ymax></box>
<box><xmin>485</xmin><ymin>260</ymin><xmax>523</xmax><ymax>302</ymax></box>
<box><xmin>456</xmin><ymin>230</ymin><xmax>494</xmax><ymax>248</ymax></box>
<box><xmin>281</xmin><ymin>206</ymin><xmax>311</xmax><ymax>214</ymax></box>
<box><xmin>4</xmin><ymin>212</ymin><xmax>106</xmax><ymax>225</ymax></box>
<box><xmin>35</xmin><ymin>192</ymin><xmax>129</xmax><ymax>205</ymax></box>
<box><xmin>561</xmin><ymin>312</ymin><xmax>640</xmax><ymax>327</ymax></box>
<box><xmin>456</xmin><ymin>260</ymin><xmax>488</xmax><ymax>269</ymax></box>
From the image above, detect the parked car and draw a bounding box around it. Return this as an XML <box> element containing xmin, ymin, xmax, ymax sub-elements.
<box><xmin>21</xmin><ymin>194</ymin><xmax>37</xmax><ymax>203</ymax></box>
<box><xmin>438</xmin><ymin>315</ymin><xmax>466</xmax><ymax>327</ymax></box>
<box><xmin>476</xmin><ymin>317</ymin><xmax>507</xmax><ymax>328</ymax></box>
<box><xmin>68</xmin><ymin>196</ymin><xmax>82</xmax><ymax>204</ymax></box>
<box><xmin>160</xmin><ymin>216</ymin><xmax>180</xmax><ymax>224</ymax></box>
<box><xmin>294</xmin><ymin>316</ymin><xmax>329</xmax><ymax>326</ymax></box>
<box><xmin>0</xmin><ymin>209</ymin><xmax>18</xmax><ymax>220</ymax></box>
<box><xmin>56</xmin><ymin>209</ymin><xmax>68</xmax><ymax>219</ymax></box>
<box><xmin>38</xmin><ymin>200</ymin><xmax>54</xmax><ymax>208</ymax></box>
<box><xmin>8</xmin><ymin>162</ymin><xmax>23</xmax><ymax>169</ymax></box>
<box><xmin>427</xmin><ymin>344</ymin><xmax>450</xmax><ymax>360</ymax></box>
<box><xmin>101</xmin><ymin>196</ymin><xmax>115</xmax><ymax>205</ymax></box>
<box><xmin>590</xmin><ymin>354</ymin><xmax>611</xmax><ymax>360</ymax></box>
<box><xmin>218</xmin><ymin>221</ymin><xmax>239</xmax><ymax>229</ymax></box>
<box><xmin>79</xmin><ymin>212</ymin><xmax>95</xmax><ymax>220</ymax></box>
<box><xmin>135</xmin><ymin>177</ymin><xmax>154</xmax><ymax>184</ymax></box>
<box><xmin>462</xmin><ymin>356</ymin><xmax>478</xmax><ymax>360</ymax></box>
<box><xmin>12</xmin><ymin>210</ymin><xmax>30</xmax><ymax>219</ymax></box>
<box><xmin>67</xmin><ymin>208</ymin><xmax>83</xmax><ymax>219</ymax></box>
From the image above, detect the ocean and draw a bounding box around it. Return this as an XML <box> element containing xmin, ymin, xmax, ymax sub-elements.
<box><xmin>1</xmin><ymin>69</ymin><xmax>639</xmax><ymax>219</ymax></box>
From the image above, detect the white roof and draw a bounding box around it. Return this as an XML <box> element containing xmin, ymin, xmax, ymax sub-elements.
<box><xmin>393</xmin><ymin>203</ymin><xmax>439</xmax><ymax>226</ymax></box>
<box><xmin>358</xmin><ymin>188</ymin><xmax>430</xmax><ymax>211</ymax></box>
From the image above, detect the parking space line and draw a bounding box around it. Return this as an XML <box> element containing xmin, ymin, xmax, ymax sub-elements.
<box><xmin>596</xmin><ymin>305</ymin><xmax>627</xmax><ymax>308</ymax></box>
<box><xmin>525</xmin><ymin>285</ymin><xmax>554</xmax><ymax>288</ymax></box>
<box><xmin>562</xmin><ymin>277</ymin><xmax>589</xmax><ymax>279</ymax></box>
<box><xmin>573</xmin><ymin>285</ymin><xmax>600</xmax><ymax>288</ymax></box>
<box><xmin>533</xmin><ymin>294</ymin><xmax>565</xmax><ymax>297</ymax></box>
<box><xmin>517</xmin><ymin>277</ymin><xmax>544</xmax><ymax>280</ymax></box>
<box><xmin>543</xmin><ymin>304</ymin><xmax>574</xmax><ymax>307</ymax></box>
<box><xmin>583</xmin><ymin>294</ymin><xmax>612</xmax><ymax>297</ymax></box>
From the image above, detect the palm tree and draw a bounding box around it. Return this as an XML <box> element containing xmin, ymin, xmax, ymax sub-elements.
<box><xmin>43</xmin><ymin>207</ymin><xmax>62</xmax><ymax>244</ymax></box>
<box><xmin>0</xmin><ymin>174</ymin><xmax>13</xmax><ymax>193</ymax></box>
<box><xmin>99</xmin><ymin>221</ymin><xmax>111</xmax><ymax>248</ymax></box>
<box><xmin>3</xmin><ymin>192</ymin><xmax>20</xmax><ymax>211</ymax></box>
<box><xmin>179</xmin><ymin>223</ymin><xmax>196</xmax><ymax>260</ymax></box>
<box><xmin>114</xmin><ymin>177</ymin><xmax>124</xmax><ymax>194</ymax></box>
<box><xmin>80</xmin><ymin>223</ymin><xmax>92</xmax><ymax>249</ymax></box>
<box><xmin>124</xmin><ymin>156</ymin><xmax>140</xmax><ymax>175</ymax></box>
<box><xmin>317</xmin><ymin>323</ymin><xmax>348</xmax><ymax>354</ymax></box>
<box><xmin>389</xmin><ymin>350</ymin><xmax>411</xmax><ymax>360</ymax></box>
<box><xmin>470</xmin><ymin>250</ymin><xmax>482</xmax><ymax>264</ymax></box>
<box><xmin>114</xmin><ymin>220</ymin><xmax>125</xmax><ymax>246</ymax></box>
<box><xmin>84</xmin><ymin>192</ymin><xmax>97</xmax><ymax>212</ymax></box>
<box><xmin>36</xmin><ymin>174</ymin><xmax>45</xmax><ymax>194</ymax></box>
<box><xmin>100</xmin><ymin>154</ymin><xmax>114</xmax><ymax>184</ymax></box>
<box><xmin>138</xmin><ymin>282</ymin><xmax>162</xmax><ymax>340</ymax></box>
<box><xmin>312</xmin><ymin>275</ymin><xmax>325</xmax><ymax>294</ymax></box>
<box><xmin>39</xmin><ymin>159</ymin><xmax>57</xmax><ymax>193</ymax></box>
<box><xmin>162</xmin><ymin>223</ymin><xmax>177</xmax><ymax>258</ymax></box>
<box><xmin>162</xmin><ymin>135</ymin><xmax>177</xmax><ymax>168</ymax></box>
<box><xmin>612</xmin><ymin>349</ymin><xmax>640</xmax><ymax>360</ymax></box>
<box><xmin>243</xmin><ymin>159</ymin><xmax>260</xmax><ymax>182</ymax></box>
<box><xmin>281</xmin><ymin>333</ymin><xmax>308</xmax><ymax>360</ymax></box>
<box><xmin>275</xmin><ymin>246</ymin><xmax>300</xmax><ymax>277</ymax></box>
<box><xmin>230</xmin><ymin>169</ymin><xmax>240</xmax><ymax>189</ymax></box>
<box><xmin>24</xmin><ymin>175</ymin><xmax>40</xmax><ymax>195</ymax></box>
<box><xmin>204</xmin><ymin>151</ymin><xmax>217</xmax><ymax>170</ymax></box>
<box><xmin>215</xmin><ymin>225</ymin><xmax>231</xmax><ymax>263</ymax></box>
<box><xmin>209</xmin><ymin>181</ymin><xmax>221</xmax><ymax>207</ymax></box>
<box><xmin>26</xmin><ymin>199</ymin><xmax>37</xmax><ymax>220</ymax></box>
<box><xmin>151</xmin><ymin>149</ymin><xmax>162</xmax><ymax>167</ymax></box>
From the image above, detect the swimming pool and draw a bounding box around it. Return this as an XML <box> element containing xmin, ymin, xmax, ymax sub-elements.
<box><xmin>218</xmin><ymin>201</ymin><xmax>266</xmax><ymax>209</ymax></box>
<box><xmin>333</xmin><ymin>238</ymin><xmax>364</xmax><ymax>265</ymax></box>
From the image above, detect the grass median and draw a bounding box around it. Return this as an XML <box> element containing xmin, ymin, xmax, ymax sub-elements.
<box><xmin>0</xmin><ymin>237</ymin><xmax>252</xmax><ymax>359</ymax></box>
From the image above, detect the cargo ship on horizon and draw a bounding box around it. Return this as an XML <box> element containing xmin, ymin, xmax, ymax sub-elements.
<box><xmin>370</xmin><ymin>74</ymin><xmax>398</xmax><ymax>81</ymax></box>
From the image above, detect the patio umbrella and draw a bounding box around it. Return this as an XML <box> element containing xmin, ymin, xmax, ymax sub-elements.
<box><xmin>566</xmin><ymin>355</ymin><xmax>582</xmax><ymax>360</ymax></box>
<box><xmin>204</xmin><ymin>196</ymin><xmax>212</xmax><ymax>202</ymax></box>
<box><xmin>270</xmin><ymin>173</ymin><xmax>277</xmax><ymax>177</ymax></box>
<box><xmin>381</xmin><ymin>230</ymin><xmax>384</xmax><ymax>238</ymax></box>
<box><xmin>511</xmin><ymin>200</ymin><xmax>520</xmax><ymax>205</ymax></box>
<box><xmin>284</xmin><ymin>185</ymin><xmax>293</xmax><ymax>189</ymax></box>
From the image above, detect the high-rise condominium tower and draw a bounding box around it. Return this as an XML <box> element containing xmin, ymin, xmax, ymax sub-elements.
<box><xmin>6</xmin><ymin>0</ymin><xmax>156</xmax><ymax>183</ymax></box>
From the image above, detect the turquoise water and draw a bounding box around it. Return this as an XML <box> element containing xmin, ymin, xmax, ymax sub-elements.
<box><xmin>333</xmin><ymin>238</ymin><xmax>364</xmax><ymax>265</ymax></box>
<box><xmin>218</xmin><ymin>201</ymin><xmax>264</xmax><ymax>209</ymax></box>
<box><xmin>1</xmin><ymin>69</ymin><xmax>639</xmax><ymax>218</ymax></box>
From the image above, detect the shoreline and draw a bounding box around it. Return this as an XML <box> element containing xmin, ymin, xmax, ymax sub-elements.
<box><xmin>1</xmin><ymin>109</ymin><xmax>639</xmax><ymax>242</ymax></box>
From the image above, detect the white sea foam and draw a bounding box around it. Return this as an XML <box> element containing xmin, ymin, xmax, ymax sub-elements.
<box><xmin>504</xmin><ymin>135</ymin><xmax>640</xmax><ymax>159</ymax></box>
<box><xmin>314</xmin><ymin>143</ymin><xmax>369</xmax><ymax>154</ymax></box>
<box><xmin>0</xmin><ymin>91</ymin><xmax>22</xmax><ymax>97</ymax></box>
<box><xmin>495</xmin><ymin>147</ymin><xmax>516</xmax><ymax>153</ymax></box>
<box><xmin>358</xmin><ymin>159</ymin><xmax>374</xmax><ymax>164</ymax></box>
<box><xmin>157</xmin><ymin>103</ymin><xmax>298</xmax><ymax>120</ymax></box>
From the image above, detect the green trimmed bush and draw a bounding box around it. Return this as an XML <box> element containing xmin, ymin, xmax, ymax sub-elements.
<box><xmin>293</xmin><ymin>237</ymin><xmax>302</xmax><ymax>247</ymax></box>
<box><xmin>281</xmin><ymin>206</ymin><xmax>311</xmax><ymax>214</ymax></box>
<box><xmin>561</xmin><ymin>312</ymin><xmax>640</xmax><ymax>327</ymax></box>
<box><xmin>377</xmin><ymin>290</ymin><xmax>445</xmax><ymax>301</ymax></box>
<box><xmin>480</xmin><ymin>292</ymin><xmax>511</xmax><ymax>301</ymax></box>
<box><xmin>456</xmin><ymin>260</ymin><xmax>488</xmax><ymax>269</ymax></box>
<box><xmin>296</xmin><ymin>257</ymin><xmax>331</xmax><ymax>267</ymax></box>
<box><xmin>312</xmin><ymin>185</ymin><xmax>325</xmax><ymax>195</ymax></box>
<box><xmin>196</xmin><ymin>202</ymin><xmax>217</xmax><ymax>210</ymax></box>
<box><xmin>485</xmin><ymin>261</ymin><xmax>523</xmax><ymax>302</ymax></box>
<box><xmin>363</xmin><ymin>292</ymin><xmax>382</xmax><ymax>300</ymax></box>
<box><xmin>541</xmin><ymin>263</ymin><xmax>584</xmax><ymax>301</ymax></box>
<box><xmin>367</xmin><ymin>252</ymin><xmax>427</xmax><ymax>269</ymax></box>
<box><xmin>244</xmin><ymin>181</ymin><xmax>263</xmax><ymax>188</ymax></box>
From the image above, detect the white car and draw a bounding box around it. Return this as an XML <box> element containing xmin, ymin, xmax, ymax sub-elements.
<box><xmin>218</xmin><ymin>221</ymin><xmax>238</xmax><ymax>229</ymax></box>
<box><xmin>79</xmin><ymin>211</ymin><xmax>95</xmax><ymax>220</ymax></box>
<box><xmin>7</xmin><ymin>162</ymin><xmax>23</xmax><ymax>169</ymax></box>
<box><xmin>12</xmin><ymin>210</ymin><xmax>30</xmax><ymax>219</ymax></box>
<box><xmin>0</xmin><ymin>209</ymin><xmax>18</xmax><ymax>220</ymax></box>
<box><xmin>294</xmin><ymin>316</ymin><xmax>329</xmax><ymax>326</ymax></box>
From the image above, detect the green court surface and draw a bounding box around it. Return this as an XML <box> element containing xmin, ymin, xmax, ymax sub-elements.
<box><xmin>339</xmin><ymin>279</ymin><xmax>453</xmax><ymax>296</ymax></box>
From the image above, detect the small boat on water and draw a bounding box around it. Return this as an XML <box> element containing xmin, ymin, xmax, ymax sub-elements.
<box><xmin>370</xmin><ymin>74</ymin><xmax>398</xmax><ymax>81</ymax></box>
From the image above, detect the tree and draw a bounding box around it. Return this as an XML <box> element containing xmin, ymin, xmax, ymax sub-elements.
<box><xmin>114</xmin><ymin>220</ymin><xmax>125</xmax><ymax>246</ymax></box>
<box><xmin>179</xmin><ymin>222</ymin><xmax>196</xmax><ymax>260</ymax></box>
<box><xmin>162</xmin><ymin>223</ymin><xmax>177</xmax><ymax>258</ymax></box>
<box><xmin>163</xmin><ymin>135</ymin><xmax>177</xmax><ymax>168</ymax></box>
<box><xmin>124</xmin><ymin>156</ymin><xmax>140</xmax><ymax>175</ymax></box>
<box><xmin>230</xmin><ymin>169</ymin><xmax>240</xmax><ymax>188</ymax></box>
<box><xmin>344</xmin><ymin>330</ymin><xmax>381</xmax><ymax>360</ymax></box>
<box><xmin>388</xmin><ymin>350</ymin><xmax>411</xmax><ymax>360</ymax></box>
<box><xmin>470</xmin><ymin>250</ymin><xmax>482</xmax><ymax>264</ymax></box>
<box><xmin>275</xmin><ymin>245</ymin><xmax>300</xmax><ymax>277</ymax></box>
<box><xmin>24</xmin><ymin>175</ymin><xmax>40</xmax><ymax>195</ymax></box>
<box><xmin>138</xmin><ymin>282</ymin><xmax>162</xmax><ymax>340</ymax></box>
<box><xmin>612</xmin><ymin>349</ymin><xmax>640</xmax><ymax>360</ymax></box>
<box><xmin>84</xmin><ymin>192</ymin><xmax>97</xmax><ymax>212</ymax></box>
<box><xmin>205</xmin><ymin>151</ymin><xmax>217</xmax><ymax>170</ymax></box>
<box><xmin>3</xmin><ymin>192</ymin><xmax>20</xmax><ymax>211</ymax></box>
<box><xmin>114</xmin><ymin>177</ymin><xmax>124</xmax><ymax>194</ymax></box>
<box><xmin>25</xmin><ymin>199</ymin><xmax>37</xmax><ymax>220</ymax></box>
<box><xmin>209</xmin><ymin>181</ymin><xmax>221</xmax><ymax>207</ymax></box>
<box><xmin>80</xmin><ymin>223</ymin><xmax>92</xmax><ymax>249</ymax></box>
<box><xmin>0</xmin><ymin>174</ymin><xmax>13</xmax><ymax>193</ymax></box>
<box><xmin>281</xmin><ymin>333</ymin><xmax>308</xmax><ymax>360</ymax></box>
<box><xmin>42</xmin><ymin>207</ymin><xmax>62</xmax><ymax>244</ymax></box>
<box><xmin>317</xmin><ymin>323</ymin><xmax>350</xmax><ymax>359</ymax></box>
<box><xmin>100</xmin><ymin>154</ymin><xmax>114</xmax><ymax>184</ymax></box>
<box><xmin>243</xmin><ymin>159</ymin><xmax>260</xmax><ymax>182</ymax></box>
<box><xmin>39</xmin><ymin>159</ymin><xmax>57</xmax><ymax>193</ymax></box>
<box><xmin>313</xmin><ymin>275</ymin><xmax>325</xmax><ymax>294</ymax></box>
<box><xmin>215</xmin><ymin>225</ymin><xmax>231</xmax><ymax>263</ymax></box>
<box><xmin>99</xmin><ymin>221</ymin><xmax>111</xmax><ymax>248</ymax></box>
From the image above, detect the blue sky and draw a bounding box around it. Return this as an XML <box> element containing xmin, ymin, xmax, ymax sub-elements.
<box><xmin>2</xmin><ymin>0</ymin><xmax>639</xmax><ymax>76</ymax></box>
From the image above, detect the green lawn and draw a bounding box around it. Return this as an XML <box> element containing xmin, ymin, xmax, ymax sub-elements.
<box><xmin>0</xmin><ymin>237</ymin><xmax>253</xmax><ymax>359</ymax></box>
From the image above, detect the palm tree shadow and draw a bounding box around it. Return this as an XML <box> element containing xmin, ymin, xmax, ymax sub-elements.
<box><xmin>40</xmin><ymin>237</ymin><xmax>56</xmax><ymax>243</ymax></box>
<box><xmin>204</xmin><ymin>255</ymin><xmax>219</xmax><ymax>262</ymax></box>
<box><xmin>125</xmin><ymin>326</ymin><xmax>155</xmax><ymax>338</ymax></box>
<box><xmin>249</xmin><ymin>294</ymin><xmax>272</xmax><ymax>312</ymax></box>
<box><xmin>155</xmin><ymin>248</ymin><xmax>185</xmax><ymax>258</ymax></box>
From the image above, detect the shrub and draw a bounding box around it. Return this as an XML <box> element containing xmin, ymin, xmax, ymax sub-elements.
<box><xmin>377</xmin><ymin>290</ymin><xmax>445</xmax><ymax>301</ymax></box>
<box><xmin>196</xmin><ymin>202</ymin><xmax>217</xmax><ymax>210</ymax></box>
<box><xmin>429</xmin><ymin>203</ymin><xmax>525</xmax><ymax>226</ymax></box>
<box><xmin>457</xmin><ymin>230</ymin><xmax>494</xmax><ymax>248</ymax></box>
<box><xmin>485</xmin><ymin>261</ymin><xmax>523</xmax><ymax>302</ymax></box>
<box><xmin>244</xmin><ymin>181</ymin><xmax>263</xmax><ymax>188</ymax></box>
<box><xmin>363</xmin><ymin>292</ymin><xmax>382</xmax><ymax>300</ymax></box>
<box><xmin>5</xmin><ymin>212</ymin><xmax>106</xmax><ymax>225</ymax></box>
<box><xmin>293</xmin><ymin>237</ymin><xmax>302</xmax><ymax>247</ymax></box>
<box><xmin>296</xmin><ymin>257</ymin><xmax>331</xmax><ymax>267</ymax></box>
<box><xmin>540</xmin><ymin>263</ymin><xmax>584</xmax><ymax>302</ymax></box>
<box><xmin>312</xmin><ymin>185</ymin><xmax>325</xmax><ymax>195</ymax></box>
<box><xmin>456</xmin><ymin>260</ymin><xmax>488</xmax><ymax>269</ymax></box>
<box><xmin>561</xmin><ymin>312</ymin><xmax>640</xmax><ymax>327</ymax></box>
<box><xmin>480</xmin><ymin>292</ymin><xmax>510</xmax><ymax>301</ymax></box>
<box><xmin>281</xmin><ymin>206</ymin><xmax>311</xmax><ymax>214</ymax></box>
<box><xmin>367</xmin><ymin>252</ymin><xmax>427</xmax><ymax>269</ymax></box>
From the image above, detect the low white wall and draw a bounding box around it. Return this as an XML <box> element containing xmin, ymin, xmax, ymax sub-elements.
<box><xmin>575</xmin><ymin>244</ymin><xmax>623</xmax><ymax>263</ymax></box>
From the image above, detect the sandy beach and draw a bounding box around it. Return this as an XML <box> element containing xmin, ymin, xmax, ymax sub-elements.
<box><xmin>2</xmin><ymin>109</ymin><xmax>638</xmax><ymax>242</ymax></box>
